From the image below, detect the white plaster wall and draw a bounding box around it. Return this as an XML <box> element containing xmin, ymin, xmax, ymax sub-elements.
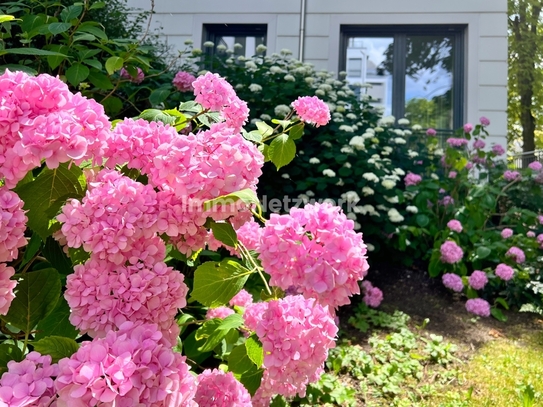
<box><xmin>126</xmin><ymin>0</ymin><xmax>508</xmax><ymax>145</ymax></box>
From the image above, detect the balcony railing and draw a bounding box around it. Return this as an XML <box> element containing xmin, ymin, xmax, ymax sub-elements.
<box><xmin>509</xmin><ymin>150</ymin><xmax>543</xmax><ymax>169</ymax></box>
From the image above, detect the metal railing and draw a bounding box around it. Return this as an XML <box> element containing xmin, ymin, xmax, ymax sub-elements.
<box><xmin>509</xmin><ymin>150</ymin><xmax>543</xmax><ymax>169</ymax></box>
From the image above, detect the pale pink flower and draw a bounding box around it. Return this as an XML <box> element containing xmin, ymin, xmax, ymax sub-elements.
<box><xmin>205</xmin><ymin>306</ymin><xmax>235</xmax><ymax>320</ymax></box>
<box><xmin>361</xmin><ymin>281</ymin><xmax>383</xmax><ymax>307</ymax></box>
<box><xmin>446</xmin><ymin>138</ymin><xmax>469</xmax><ymax>148</ymax></box>
<box><xmin>229</xmin><ymin>289</ymin><xmax>254</xmax><ymax>308</ymax></box>
<box><xmin>404</xmin><ymin>172</ymin><xmax>422</xmax><ymax>186</ymax></box>
<box><xmin>504</xmin><ymin>170</ymin><xmax>521</xmax><ymax>182</ymax></box>
<box><xmin>527</xmin><ymin>231</ymin><xmax>536</xmax><ymax>238</ymax></box>
<box><xmin>447</xmin><ymin>220</ymin><xmax>463</xmax><ymax>233</ymax></box>
<box><xmin>291</xmin><ymin>96</ymin><xmax>331</xmax><ymax>127</ymax></box>
<box><xmin>473</xmin><ymin>139</ymin><xmax>485</xmax><ymax>149</ymax></box>
<box><xmin>479</xmin><ymin>116</ymin><xmax>490</xmax><ymax>126</ymax></box>
<box><xmin>0</xmin><ymin>264</ymin><xmax>16</xmax><ymax>316</ymax></box>
<box><xmin>440</xmin><ymin>240</ymin><xmax>463</xmax><ymax>264</ymax></box>
<box><xmin>501</xmin><ymin>228</ymin><xmax>513</xmax><ymax>239</ymax></box>
<box><xmin>528</xmin><ymin>161</ymin><xmax>543</xmax><ymax>171</ymax></box>
<box><xmin>463</xmin><ymin>123</ymin><xmax>473</xmax><ymax>133</ymax></box>
<box><xmin>468</xmin><ymin>270</ymin><xmax>488</xmax><ymax>290</ymax></box>
<box><xmin>426</xmin><ymin>128</ymin><xmax>437</xmax><ymax>136</ymax></box>
<box><xmin>492</xmin><ymin>144</ymin><xmax>505</xmax><ymax>155</ymax></box>
<box><xmin>0</xmin><ymin>187</ymin><xmax>28</xmax><ymax>263</ymax></box>
<box><xmin>505</xmin><ymin>246</ymin><xmax>525</xmax><ymax>264</ymax></box>
<box><xmin>120</xmin><ymin>67</ymin><xmax>145</xmax><ymax>84</ymax></box>
<box><xmin>442</xmin><ymin>273</ymin><xmax>464</xmax><ymax>292</ymax></box>
<box><xmin>495</xmin><ymin>263</ymin><xmax>514</xmax><ymax>281</ymax></box>
<box><xmin>448</xmin><ymin>171</ymin><xmax>457</xmax><ymax>179</ymax></box>
<box><xmin>465</xmin><ymin>298</ymin><xmax>490</xmax><ymax>317</ymax></box>
<box><xmin>173</xmin><ymin>71</ymin><xmax>197</xmax><ymax>92</ymax></box>
<box><xmin>195</xmin><ymin>369</ymin><xmax>252</xmax><ymax>407</ymax></box>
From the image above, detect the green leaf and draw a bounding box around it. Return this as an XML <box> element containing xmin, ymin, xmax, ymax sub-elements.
<box><xmin>76</xmin><ymin>24</ymin><xmax>108</xmax><ymax>40</ymax></box>
<box><xmin>20</xmin><ymin>14</ymin><xmax>47</xmax><ymax>33</ymax></box>
<box><xmin>210</xmin><ymin>221</ymin><xmax>238</xmax><ymax>248</ymax></box>
<box><xmin>243</xmin><ymin>130</ymin><xmax>263</xmax><ymax>143</ymax></box>
<box><xmin>89</xmin><ymin>2</ymin><xmax>106</xmax><ymax>10</ymax></box>
<box><xmin>21</xmin><ymin>233</ymin><xmax>42</xmax><ymax>268</ymax></box>
<box><xmin>256</xmin><ymin>121</ymin><xmax>274</xmax><ymax>138</ymax></box>
<box><xmin>289</xmin><ymin>123</ymin><xmax>304</xmax><ymax>140</ymax></box>
<box><xmin>245</xmin><ymin>334</ymin><xmax>264</xmax><ymax>367</ymax></box>
<box><xmin>2</xmin><ymin>268</ymin><xmax>61</xmax><ymax>333</ymax></box>
<box><xmin>192</xmin><ymin>260</ymin><xmax>254</xmax><ymax>307</ymax></box>
<box><xmin>82</xmin><ymin>59</ymin><xmax>102</xmax><ymax>70</ymax></box>
<box><xmin>0</xmin><ymin>64</ymin><xmax>38</xmax><ymax>75</ymax></box>
<box><xmin>428</xmin><ymin>251</ymin><xmax>442</xmax><ymax>278</ymax></box>
<box><xmin>238</xmin><ymin>366</ymin><xmax>264</xmax><ymax>396</ymax></box>
<box><xmin>72</xmin><ymin>33</ymin><xmax>96</xmax><ymax>43</ymax></box>
<box><xmin>65</xmin><ymin>63</ymin><xmax>89</xmax><ymax>86</ymax></box>
<box><xmin>15</xmin><ymin>164</ymin><xmax>85</xmax><ymax>240</ymax></box>
<box><xmin>0</xmin><ymin>15</ymin><xmax>17</xmax><ymax>24</ymax></box>
<box><xmin>48</xmin><ymin>22</ymin><xmax>72</xmax><ymax>35</ymax></box>
<box><xmin>60</xmin><ymin>4</ymin><xmax>83</xmax><ymax>22</ymax></box>
<box><xmin>105</xmin><ymin>56</ymin><xmax>123</xmax><ymax>75</ymax></box>
<box><xmin>0</xmin><ymin>344</ymin><xmax>23</xmax><ymax>375</ymax></box>
<box><xmin>35</xmin><ymin>296</ymin><xmax>78</xmax><ymax>340</ymax></box>
<box><xmin>177</xmin><ymin>313</ymin><xmax>196</xmax><ymax>336</ymax></box>
<box><xmin>258</xmin><ymin>144</ymin><xmax>270</xmax><ymax>162</ymax></box>
<box><xmin>101</xmin><ymin>96</ymin><xmax>123</xmax><ymax>116</ymax></box>
<box><xmin>229</xmin><ymin>344</ymin><xmax>254</xmax><ymax>374</ymax></box>
<box><xmin>494</xmin><ymin>297</ymin><xmax>510</xmax><ymax>310</ymax></box>
<box><xmin>33</xmin><ymin>336</ymin><xmax>79</xmax><ymax>362</ymax></box>
<box><xmin>195</xmin><ymin>314</ymin><xmax>243</xmax><ymax>352</ymax></box>
<box><xmin>138</xmin><ymin>109</ymin><xmax>177</xmax><ymax>125</ymax></box>
<box><xmin>149</xmin><ymin>88</ymin><xmax>171</xmax><ymax>106</ymax></box>
<box><xmin>203</xmin><ymin>189</ymin><xmax>260</xmax><ymax>211</ymax></box>
<box><xmin>271</xmin><ymin>119</ymin><xmax>292</xmax><ymax>129</ymax></box>
<box><xmin>476</xmin><ymin>246</ymin><xmax>491</xmax><ymax>260</ymax></box>
<box><xmin>416</xmin><ymin>214</ymin><xmax>430</xmax><ymax>227</ymax></box>
<box><xmin>87</xmin><ymin>70</ymin><xmax>114</xmax><ymax>90</ymax></box>
<box><xmin>46</xmin><ymin>44</ymin><xmax>69</xmax><ymax>70</ymax></box>
<box><xmin>0</xmin><ymin>48</ymin><xmax>69</xmax><ymax>57</ymax></box>
<box><xmin>490</xmin><ymin>307</ymin><xmax>507</xmax><ymax>322</ymax></box>
<box><xmin>268</xmin><ymin>134</ymin><xmax>296</xmax><ymax>170</ymax></box>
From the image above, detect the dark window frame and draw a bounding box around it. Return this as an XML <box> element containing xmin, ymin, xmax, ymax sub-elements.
<box><xmin>203</xmin><ymin>23</ymin><xmax>267</xmax><ymax>57</ymax></box>
<box><xmin>340</xmin><ymin>25</ymin><xmax>466</xmax><ymax>131</ymax></box>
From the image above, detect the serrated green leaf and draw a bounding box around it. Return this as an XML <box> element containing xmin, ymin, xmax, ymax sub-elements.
<box><xmin>258</xmin><ymin>144</ymin><xmax>270</xmax><ymax>162</ymax></box>
<box><xmin>89</xmin><ymin>1</ymin><xmax>106</xmax><ymax>10</ymax></box>
<box><xmin>42</xmin><ymin>237</ymin><xmax>73</xmax><ymax>276</ymax></box>
<box><xmin>21</xmin><ymin>233</ymin><xmax>42</xmax><ymax>269</ymax></box>
<box><xmin>48</xmin><ymin>22</ymin><xmax>72</xmax><ymax>35</ymax></box>
<box><xmin>105</xmin><ymin>56</ymin><xmax>123</xmax><ymax>75</ymax></box>
<box><xmin>0</xmin><ymin>48</ymin><xmax>68</xmax><ymax>57</ymax></box>
<box><xmin>77</xmin><ymin>26</ymin><xmax>106</xmax><ymax>41</ymax></box>
<box><xmin>195</xmin><ymin>314</ymin><xmax>243</xmax><ymax>352</ymax></box>
<box><xmin>46</xmin><ymin>44</ymin><xmax>69</xmax><ymax>70</ymax></box>
<box><xmin>238</xmin><ymin>366</ymin><xmax>264</xmax><ymax>396</ymax></box>
<box><xmin>210</xmin><ymin>221</ymin><xmax>238</xmax><ymax>248</ymax></box>
<box><xmin>87</xmin><ymin>70</ymin><xmax>114</xmax><ymax>90</ymax></box>
<box><xmin>82</xmin><ymin>59</ymin><xmax>102</xmax><ymax>70</ymax></box>
<box><xmin>72</xmin><ymin>33</ymin><xmax>95</xmax><ymax>43</ymax></box>
<box><xmin>60</xmin><ymin>4</ymin><xmax>83</xmax><ymax>22</ymax></box>
<box><xmin>149</xmin><ymin>88</ymin><xmax>171</xmax><ymax>106</ymax></box>
<box><xmin>65</xmin><ymin>62</ymin><xmax>89</xmax><ymax>86</ymax></box>
<box><xmin>271</xmin><ymin>118</ymin><xmax>292</xmax><ymax>130</ymax></box>
<box><xmin>228</xmin><ymin>344</ymin><xmax>253</xmax><ymax>374</ymax></box>
<box><xmin>416</xmin><ymin>214</ymin><xmax>430</xmax><ymax>228</ymax></box>
<box><xmin>177</xmin><ymin>313</ymin><xmax>196</xmax><ymax>336</ymax></box>
<box><xmin>490</xmin><ymin>307</ymin><xmax>507</xmax><ymax>322</ymax></box>
<box><xmin>289</xmin><ymin>123</ymin><xmax>304</xmax><ymax>140</ymax></box>
<box><xmin>243</xmin><ymin>130</ymin><xmax>263</xmax><ymax>143</ymax></box>
<box><xmin>192</xmin><ymin>260</ymin><xmax>254</xmax><ymax>307</ymax></box>
<box><xmin>494</xmin><ymin>297</ymin><xmax>509</xmax><ymax>310</ymax></box>
<box><xmin>476</xmin><ymin>246</ymin><xmax>491</xmax><ymax>259</ymax></box>
<box><xmin>245</xmin><ymin>335</ymin><xmax>264</xmax><ymax>367</ymax></box>
<box><xmin>101</xmin><ymin>96</ymin><xmax>123</xmax><ymax>116</ymax></box>
<box><xmin>15</xmin><ymin>164</ymin><xmax>85</xmax><ymax>240</ymax></box>
<box><xmin>33</xmin><ymin>336</ymin><xmax>79</xmax><ymax>362</ymax></box>
<box><xmin>269</xmin><ymin>134</ymin><xmax>296</xmax><ymax>170</ymax></box>
<box><xmin>256</xmin><ymin>121</ymin><xmax>274</xmax><ymax>137</ymax></box>
<box><xmin>35</xmin><ymin>297</ymin><xmax>78</xmax><ymax>340</ymax></box>
<box><xmin>2</xmin><ymin>268</ymin><xmax>61</xmax><ymax>333</ymax></box>
<box><xmin>0</xmin><ymin>344</ymin><xmax>23</xmax><ymax>375</ymax></box>
<box><xmin>203</xmin><ymin>188</ymin><xmax>260</xmax><ymax>211</ymax></box>
<box><xmin>138</xmin><ymin>109</ymin><xmax>176</xmax><ymax>125</ymax></box>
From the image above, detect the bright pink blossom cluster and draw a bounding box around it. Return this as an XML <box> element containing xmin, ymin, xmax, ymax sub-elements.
<box><xmin>465</xmin><ymin>298</ymin><xmax>490</xmax><ymax>317</ymax></box>
<box><xmin>0</xmin><ymin>70</ymin><xmax>110</xmax><ymax>187</ymax></box>
<box><xmin>468</xmin><ymin>270</ymin><xmax>488</xmax><ymax>290</ymax></box>
<box><xmin>259</xmin><ymin>203</ymin><xmax>369</xmax><ymax>310</ymax></box>
<box><xmin>0</xmin><ymin>187</ymin><xmax>27</xmax><ymax>262</ymax></box>
<box><xmin>528</xmin><ymin>161</ymin><xmax>543</xmax><ymax>171</ymax></box>
<box><xmin>244</xmin><ymin>295</ymin><xmax>337</xmax><ymax>400</ymax></box>
<box><xmin>173</xmin><ymin>71</ymin><xmax>197</xmax><ymax>92</ymax></box>
<box><xmin>208</xmin><ymin>219</ymin><xmax>263</xmax><ymax>256</ymax></box>
<box><xmin>229</xmin><ymin>289</ymin><xmax>254</xmax><ymax>308</ymax></box>
<box><xmin>65</xmin><ymin>258</ymin><xmax>187</xmax><ymax>342</ymax></box>
<box><xmin>447</xmin><ymin>220</ymin><xmax>463</xmax><ymax>233</ymax></box>
<box><xmin>361</xmin><ymin>281</ymin><xmax>383</xmax><ymax>308</ymax></box>
<box><xmin>440</xmin><ymin>240</ymin><xmax>464</xmax><ymax>264</ymax></box>
<box><xmin>0</xmin><ymin>351</ymin><xmax>59</xmax><ymax>407</ymax></box>
<box><xmin>503</xmin><ymin>170</ymin><xmax>521</xmax><ymax>182</ymax></box>
<box><xmin>446</xmin><ymin>138</ymin><xmax>469</xmax><ymax>148</ymax></box>
<box><xmin>55</xmin><ymin>322</ymin><xmax>197</xmax><ymax>406</ymax></box>
<box><xmin>442</xmin><ymin>273</ymin><xmax>464</xmax><ymax>292</ymax></box>
<box><xmin>0</xmin><ymin>263</ymin><xmax>16</xmax><ymax>316</ymax></box>
<box><xmin>495</xmin><ymin>263</ymin><xmax>514</xmax><ymax>281</ymax></box>
<box><xmin>120</xmin><ymin>67</ymin><xmax>145</xmax><ymax>84</ymax></box>
<box><xmin>404</xmin><ymin>172</ymin><xmax>422</xmax><ymax>187</ymax></box>
<box><xmin>506</xmin><ymin>246</ymin><xmax>525</xmax><ymax>264</ymax></box>
<box><xmin>501</xmin><ymin>228</ymin><xmax>513</xmax><ymax>239</ymax></box>
<box><xmin>194</xmin><ymin>369</ymin><xmax>252</xmax><ymax>407</ymax></box>
<box><xmin>426</xmin><ymin>128</ymin><xmax>437</xmax><ymax>136</ymax></box>
<box><xmin>463</xmin><ymin>123</ymin><xmax>473</xmax><ymax>133</ymax></box>
<box><xmin>205</xmin><ymin>306</ymin><xmax>235</xmax><ymax>320</ymax></box>
<box><xmin>291</xmin><ymin>96</ymin><xmax>331</xmax><ymax>127</ymax></box>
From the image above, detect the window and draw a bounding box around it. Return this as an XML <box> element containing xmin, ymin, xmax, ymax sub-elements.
<box><xmin>340</xmin><ymin>25</ymin><xmax>465</xmax><ymax>132</ymax></box>
<box><xmin>203</xmin><ymin>24</ymin><xmax>267</xmax><ymax>58</ymax></box>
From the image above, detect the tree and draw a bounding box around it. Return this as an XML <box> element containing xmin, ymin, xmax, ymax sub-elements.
<box><xmin>508</xmin><ymin>0</ymin><xmax>543</xmax><ymax>155</ymax></box>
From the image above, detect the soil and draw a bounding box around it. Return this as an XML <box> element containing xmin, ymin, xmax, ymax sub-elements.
<box><xmin>339</xmin><ymin>262</ymin><xmax>542</xmax><ymax>355</ymax></box>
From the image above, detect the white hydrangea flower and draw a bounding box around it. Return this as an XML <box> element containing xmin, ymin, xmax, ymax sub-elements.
<box><xmin>341</xmin><ymin>191</ymin><xmax>360</xmax><ymax>203</ymax></box>
<box><xmin>197</xmin><ymin>69</ymin><xmax>208</xmax><ymax>76</ymax></box>
<box><xmin>343</xmin><ymin>162</ymin><xmax>352</xmax><ymax>168</ymax></box>
<box><xmin>362</xmin><ymin>172</ymin><xmax>379</xmax><ymax>183</ymax></box>
<box><xmin>309</xmin><ymin>157</ymin><xmax>320</xmax><ymax>164</ymax></box>
<box><xmin>306</xmin><ymin>190</ymin><xmax>315</xmax><ymax>197</ymax></box>
<box><xmin>362</xmin><ymin>186</ymin><xmax>374</xmax><ymax>196</ymax></box>
<box><xmin>234</xmin><ymin>43</ymin><xmax>244</xmax><ymax>49</ymax></box>
<box><xmin>305</xmin><ymin>77</ymin><xmax>316</xmax><ymax>84</ymax></box>
<box><xmin>377</xmin><ymin>204</ymin><xmax>389</xmax><ymax>212</ymax></box>
<box><xmin>336</xmin><ymin>178</ymin><xmax>344</xmax><ymax>186</ymax></box>
<box><xmin>315</xmin><ymin>89</ymin><xmax>325</xmax><ymax>96</ymax></box>
<box><xmin>216</xmin><ymin>44</ymin><xmax>227</xmax><ymax>51</ymax></box>
<box><xmin>392</xmin><ymin>168</ymin><xmax>405</xmax><ymax>176</ymax></box>
<box><xmin>407</xmin><ymin>150</ymin><xmax>419</xmax><ymax>158</ymax></box>
<box><xmin>281</xmin><ymin>173</ymin><xmax>290</xmax><ymax>179</ymax></box>
<box><xmin>381</xmin><ymin>179</ymin><xmax>396</xmax><ymax>189</ymax></box>
<box><xmin>374</xmin><ymin>126</ymin><xmax>384</xmax><ymax>133</ymax></box>
<box><xmin>321</xmin><ymin>141</ymin><xmax>332</xmax><ymax>148</ymax></box>
<box><xmin>346</xmin><ymin>212</ymin><xmax>357</xmax><ymax>220</ymax></box>
<box><xmin>431</xmin><ymin>173</ymin><xmax>439</xmax><ymax>180</ymax></box>
<box><xmin>235</xmin><ymin>83</ymin><xmax>245</xmax><ymax>90</ymax></box>
<box><xmin>378</xmin><ymin>115</ymin><xmax>396</xmax><ymax>126</ymax></box>
<box><xmin>353</xmin><ymin>221</ymin><xmax>361</xmax><ymax>231</ymax></box>
<box><xmin>341</xmin><ymin>146</ymin><xmax>354</xmax><ymax>154</ymax></box>
<box><xmin>406</xmin><ymin>205</ymin><xmax>419</xmax><ymax>214</ymax></box>
<box><xmin>298</xmin><ymin>150</ymin><xmax>304</xmax><ymax>155</ymax></box>
<box><xmin>256</xmin><ymin>44</ymin><xmax>267</xmax><ymax>53</ymax></box>
<box><xmin>250</xmin><ymin>118</ymin><xmax>259</xmax><ymax>125</ymax></box>
<box><xmin>323</xmin><ymin>169</ymin><xmax>336</xmax><ymax>177</ymax></box>
<box><xmin>281</xmin><ymin>48</ymin><xmax>293</xmax><ymax>55</ymax></box>
<box><xmin>385</xmin><ymin>195</ymin><xmax>399</xmax><ymax>204</ymax></box>
<box><xmin>366</xmin><ymin>243</ymin><xmax>375</xmax><ymax>252</ymax></box>
<box><xmin>388</xmin><ymin>208</ymin><xmax>404</xmax><ymax>223</ymax></box>
<box><xmin>260</xmin><ymin>114</ymin><xmax>271</xmax><ymax>121</ymax></box>
<box><xmin>270</xmin><ymin>66</ymin><xmax>283</xmax><ymax>74</ymax></box>
<box><xmin>192</xmin><ymin>48</ymin><xmax>203</xmax><ymax>56</ymax></box>
<box><xmin>298</xmin><ymin>194</ymin><xmax>309</xmax><ymax>203</ymax></box>
<box><xmin>394</xmin><ymin>138</ymin><xmax>406</xmax><ymax>144</ymax></box>
<box><xmin>398</xmin><ymin>118</ymin><xmax>410</xmax><ymax>126</ymax></box>
<box><xmin>245</xmin><ymin>61</ymin><xmax>258</xmax><ymax>70</ymax></box>
<box><xmin>356</xmin><ymin>204</ymin><xmax>377</xmax><ymax>216</ymax></box>
<box><xmin>346</xmin><ymin>113</ymin><xmax>357</xmax><ymax>120</ymax></box>
<box><xmin>337</xmin><ymin>90</ymin><xmax>346</xmax><ymax>97</ymax></box>
<box><xmin>404</xmin><ymin>191</ymin><xmax>417</xmax><ymax>200</ymax></box>
<box><xmin>249</xmin><ymin>83</ymin><xmax>262</xmax><ymax>92</ymax></box>
<box><xmin>284</xmin><ymin>74</ymin><xmax>295</xmax><ymax>82</ymax></box>
<box><xmin>434</xmin><ymin>148</ymin><xmax>444</xmax><ymax>156</ymax></box>
<box><xmin>404</xmin><ymin>130</ymin><xmax>412</xmax><ymax>136</ymax></box>
<box><xmin>362</xmin><ymin>133</ymin><xmax>374</xmax><ymax>140</ymax></box>
<box><xmin>237</xmin><ymin>55</ymin><xmax>246</xmax><ymax>61</ymax></box>
<box><xmin>384</xmin><ymin>174</ymin><xmax>400</xmax><ymax>182</ymax></box>
<box><xmin>336</xmin><ymin>105</ymin><xmax>346</xmax><ymax>113</ymax></box>
<box><xmin>274</xmin><ymin>104</ymin><xmax>290</xmax><ymax>117</ymax></box>
<box><xmin>184</xmin><ymin>39</ymin><xmax>194</xmax><ymax>45</ymax></box>
<box><xmin>339</xmin><ymin>125</ymin><xmax>354</xmax><ymax>133</ymax></box>
<box><xmin>394</xmin><ymin>129</ymin><xmax>405</xmax><ymax>136</ymax></box>
<box><xmin>203</xmin><ymin>41</ymin><xmax>215</xmax><ymax>48</ymax></box>
<box><xmin>226</xmin><ymin>58</ymin><xmax>234</xmax><ymax>64</ymax></box>
<box><xmin>349</xmin><ymin>136</ymin><xmax>365</xmax><ymax>150</ymax></box>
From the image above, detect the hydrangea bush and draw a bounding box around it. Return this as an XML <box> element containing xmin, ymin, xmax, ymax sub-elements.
<box><xmin>0</xmin><ymin>68</ymin><xmax>376</xmax><ymax>406</ymax></box>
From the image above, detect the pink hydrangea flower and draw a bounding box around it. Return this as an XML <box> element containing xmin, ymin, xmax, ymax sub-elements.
<box><xmin>120</xmin><ymin>67</ymin><xmax>145</xmax><ymax>84</ymax></box>
<box><xmin>55</xmin><ymin>322</ymin><xmax>197</xmax><ymax>406</ymax></box>
<box><xmin>465</xmin><ymin>298</ymin><xmax>490</xmax><ymax>317</ymax></box>
<box><xmin>504</xmin><ymin>170</ymin><xmax>521</xmax><ymax>182</ymax></box>
<box><xmin>205</xmin><ymin>306</ymin><xmax>235</xmax><ymax>320</ymax></box>
<box><xmin>404</xmin><ymin>172</ymin><xmax>422</xmax><ymax>186</ymax></box>
<box><xmin>492</xmin><ymin>144</ymin><xmax>505</xmax><ymax>155</ymax></box>
<box><xmin>193</xmin><ymin>72</ymin><xmax>236</xmax><ymax>111</ymax></box>
<box><xmin>259</xmin><ymin>202</ymin><xmax>369</xmax><ymax>310</ymax></box>
<box><xmin>440</xmin><ymin>240</ymin><xmax>464</xmax><ymax>264</ymax></box>
<box><xmin>465</xmin><ymin>162</ymin><xmax>473</xmax><ymax>170</ymax></box>
<box><xmin>0</xmin><ymin>352</ymin><xmax>59</xmax><ymax>407</ymax></box>
<box><xmin>361</xmin><ymin>281</ymin><xmax>383</xmax><ymax>308</ymax></box>
<box><xmin>426</xmin><ymin>128</ymin><xmax>437</xmax><ymax>136</ymax></box>
<box><xmin>505</xmin><ymin>246</ymin><xmax>525</xmax><ymax>264</ymax></box>
<box><xmin>528</xmin><ymin>161</ymin><xmax>543</xmax><ymax>171</ymax></box>
<box><xmin>244</xmin><ymin>295</ymin><xmax>337</xmax><ymax>399</ymax></box>
<box><xmin>65</xmin><ymin>258</ymin><xmax>188</xmax><ymax>342</ymax></box>
<box><xmin>291</xmin><ymin>96</ymin><xmax>331</xmax><ymax>127</ymax></box>
<box><xmin>438</xmin><ymin>196</ymin><xmax>455</xmax><ymax>206</ymax></box>
<box><xmin>468</xmin><ymin>270</ymin><xmax>488</xmax><ymax>290</ymax></box>
<box><xmin>0</xmin><ymin>187</ymin><xmax>28</xmax><ymax>263</ymax></box>
<box><xmin>447</xmin><ymin>220</ymin><xmax>463</xmax><ymax>233</ymax></box>
<box><xmin>173</xmin><ymin>71</ymin><xmax>197</xmax><ymax>92</ymax></box>
<box><xmin>539</xmin><ymin>215</ymin><xmax>543</xmax><ymax>225</ymax></box>
<box><xmin>495</xmin><ymin>263</ymin><xmax>514</xmax><ymax>281</ymax></box>
<box><xmin>446</xmin><ymin>138</ymin><xmax>469</xmax><ymax>148</ymax></box>
<box><xmin>480</xmin><ymin>116</ymin><xmax>490</xmax><ymax>126</ymax></box>
<box><xmin>463</xmin><ymin>123</ymin><xmax>473</xmax><ymax>133</ymax></box>
<box><xmin>527</xmin><ymin>231</ymin><xmax>536</xmax><ymax>238</ymax></box>
<box><xmin>0</xmin><ymin>263</ymin><xmax>16</xmax><ymax>316</ymax></box>
<box><xmin>448</xmin><ymin>171</ymin><xmax>457</xmax><ymax>179</ymax></box>
<box><xmin>473</xmin><ymin>139</ymin><xmax>485</xmax><ymax>149</ymax></box>
<box><xmin>195</xmin><ymin>369</ymin><xmax>252</xmax><ymax>407</ymax></box>
<box><xmin>229</xmin><ymin>289</ymin><xmax>254</xmax><ymax>308</ymax></box>
<box><xmin>442</xmin><ymin>273</ymin><xmax>464</xmax><ymax>292</ymax></box>
<box><xmin>501</xmin><ymin>228</ymin><xmax>513</xmax><ymax>239</ymax></box>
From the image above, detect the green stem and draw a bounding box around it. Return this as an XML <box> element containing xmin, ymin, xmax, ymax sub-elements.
<box><xmin>238</xmin><ymin>241</ymin><xmax>272</xmax><ymax>296</ymax></box>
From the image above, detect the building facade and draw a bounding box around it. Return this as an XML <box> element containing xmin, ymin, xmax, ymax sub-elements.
<box><xmin>127</xmin><ymin>0</ymin><xmax>508</xmax><ymax>146</ymax></box>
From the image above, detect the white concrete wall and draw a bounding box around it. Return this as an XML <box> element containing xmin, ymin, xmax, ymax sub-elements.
<box><xmin>127</xmin><ymin>0</ymin><xmax>508</xmax><ymax>146</ymax></box>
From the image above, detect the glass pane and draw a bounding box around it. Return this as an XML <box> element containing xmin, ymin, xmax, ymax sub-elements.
<box><xmin>215</xmin><ymin>35</ymin><xmax>266</xmax><ymax>58</ymax></box>
<box><xmin>345</xmin><ymin>37</ymin><xmax>393</xmax><ymax>116</ymax></box>
<box><xmin>404</xmin><ymin>35</ymin><xmax>454</xmax><ymax>130</ymax></box>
